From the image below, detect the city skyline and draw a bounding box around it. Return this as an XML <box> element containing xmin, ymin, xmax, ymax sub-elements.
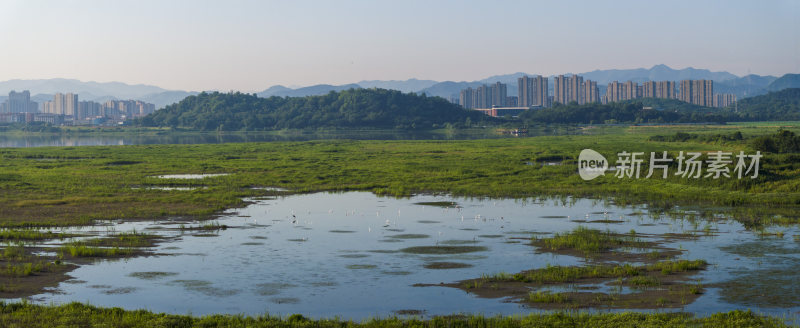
<box><xmin>1</xmin><ymin>0</ymin><xmax>798</xmax><ymax>92</ymax></box>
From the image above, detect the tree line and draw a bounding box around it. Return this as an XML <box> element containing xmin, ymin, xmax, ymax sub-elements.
<box><xmin>136</xmin><ymin>88</ymin><xmax>492</xmax><ymax>130</ymax></box>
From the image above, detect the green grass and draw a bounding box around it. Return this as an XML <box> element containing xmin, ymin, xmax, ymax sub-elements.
<box><xmin>79</xmin><ymin>231</ymin><xmax>159</xmax><ymax>248</ymax></box>
<box><xmin>0</xmin><ymin>229</ymin><xmax>65</xmax><ymax>241</ymax></box>
<box><xmin>180</xmin><ymin>222</ymin><xmax>228</xmax><ymax>231</ymax></box>
<box><xmin>484</xmin><ymin>260</ymin><xmax>706</xmax><ymax>284</ymax></box>
<box><xmin>58</xmin><ymin>244</ymin><xmax>133</xmax><ymax>257</ymax></box>
<box><xmin>0</xmin><ymin>302</ymin><xmax>792</xmax><ymax>327</ymax></box>
<box><xmin>628</xmin><ymin>276</ymin><xmax>661</xmax><ymax>287</ymax></box>
<box><xmin>536</xmin><ymin>226</ymin><xmax>649</xmax><ymax>254</ymax></box>
<box><xmin>528</xmin><ymin>291</ymin><xmax>570</xmax><ymax>303</ymax></box>
<box><xmin>0</xmin><ymin>125</ymin><xmax>798</xmax><ymax>227</ymax></box>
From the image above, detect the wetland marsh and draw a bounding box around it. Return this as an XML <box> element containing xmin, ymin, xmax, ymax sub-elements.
<box><xmin>0</xmin><ymin>124</ymin><xmax>798</xmax><ymax>324</ymax></box>
<box><xmin>5</xmin><ymin>192</ymin><xmax>799</xmax><ymax>319</ymax></box>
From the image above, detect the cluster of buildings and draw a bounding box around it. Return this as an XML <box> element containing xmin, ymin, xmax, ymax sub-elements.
<box><xmin>455</xmin><ymin>75</ymin><xmax>737</xmax><ymax>117</ymax></box>
<box><xmin>0</xmin><ymin>90</ymin><xmax>155</xmax><ymax>125</ymax></box>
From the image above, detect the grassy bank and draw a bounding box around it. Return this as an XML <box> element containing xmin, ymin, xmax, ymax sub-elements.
<box><xmin>0</xmin><ymin>302</ymin><xmax>792</xmax><ymax>328</ymax></box>
<box><xmin>0</xmin><ymin>124</ymin><xmax>798</xmax><ymax>227</ymax></box>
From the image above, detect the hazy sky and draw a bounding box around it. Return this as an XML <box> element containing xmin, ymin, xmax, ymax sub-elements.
<box><xmin>1</xmin><ymin>0</ymin><xmax>798</xmax><ymax>91</ymax></box>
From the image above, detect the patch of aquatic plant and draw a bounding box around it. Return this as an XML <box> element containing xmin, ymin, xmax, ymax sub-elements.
<box><xmin>715</xmin><ymin>266</ymin><xmax>800</xmax><ymax>308</ymax></box>
<box><xmin>535</xmin><ymin>226</ymin><xmax>649</xmax><ymax>255</ymax></box>
<box><xmin>346</xmin><ymin>264</ymin><xmax>377</xmax><ymax>270</ymax></box>
<box><xmin>58</xmin><ymin>244</ymin><xmax>133</xmax><ymax>258</ymax></box>
<box><xmin>528</xmin><ymin>291</ymin><xmax>570</xmax><ymax>303</ymax></box>
<box><xmin>179</xmin><ymin>222</ymin><xmax>227</xmax><ymax>231</ymax></box>
<box><xmin>381</xmin><ymin>270</ymin><xmax>412</xmax><ymax>275</ymax></box>
<box><xmin>423</xmin><ymin>262</ymin><xmax>473</xmax><ymax>270</ymax></box>
<box><xmin>254</xmin><ymin>283</ymin><xmax>296</xmax><ymax>296</ymax></box>
<box><xmin>0</xmin><ymin>230</ymin><xmax>72</xmax><ymax>241</ymax></box>
<box><xmin>437</xmin><ymin>239</ymin><xmax>480</xmax><ymax>245</ymax></box>
<box><xmin>102</xmin><ymin>287</ymin><xmax>138</xmax><ymax>295</ymax></box>
<box><xmin>79</xmin><ymin>231</ymin><xmax>159</xmax><ymax>248</ymax></box>
<box><xmin>628</xmin><ymin>276</ymin><xmax>661</xmax><ymax>287</ymax></box>
<box><xmin>400</xmin><ymin>246</ymin><xmax>488</xmax><ymax>255</ymax></box>
<box><xmin>2</xmin><ymin>262</ymin><xmax>50</xmax><ymax>277</ymax></box>
<box><xmin>481</xmin><ymin>260</ymin><xmax>706</xmax><ymax>284</ymax></box>
<box><xmin>1</xmin><ymin>243</ymin><xmax>27</xmax><ymax>260</ymax></box>
<box><xmin>719</xmin><ymin>241</ymin><xmax>800</xmax><ymax>258</ymax></box>
<box><xmin>414</xmin><ymin>201</ymin><xmax>458</xmax><ymax>207</ymax></box>
<box><xmin>167</xmin><ymin>279</ymin><xmax>239</xmax><ymax>297</ymax></box>
<box><xmin>127</xmin><ymin>272</ymin><xmax>179</xmax><ymax>280</ymax></box>
<box><xmin>387</xmin><ymin>234</ymin><xmax>430</xmax><ymax>239</ymax></box>
<box><xmin>0</xmin><ymin>302</ymin><xmax>791</xmax><ymax>327</ymax></box>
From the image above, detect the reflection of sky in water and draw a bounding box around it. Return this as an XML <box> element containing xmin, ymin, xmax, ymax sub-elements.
<box><xmin>25</xmin><ymin>192</ymin><xmax>800</xmax><ymax>319</ymax></box>
<box><xmin>0</xmin><ymin>129</ymin><xmax>580</xmax><ymax>148</ymax></box>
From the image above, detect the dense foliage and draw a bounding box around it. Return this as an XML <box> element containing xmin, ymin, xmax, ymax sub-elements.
<box><xmin>1</xmin><ymin>125</ymin><xmax>799</xmax><ymax>229</ymax></box>
<box><xmin>137</xmin><ymin>89</ymin><xmax>491</xmax><ymax>130</ymax></box>
<box><xmin>649</xmin><ymin>131</ymin><xmax>744</xmax><ymax>143</ymax></box>
<box><xmin>520</xmin><ymin>89</ymin><xmax>800</xmax><ymax>124</ymax></box>
<box><xmin>751</xmin><ymin>129</ymin><xmax>800</xmax><ymax>153</ymax></box>
<box><xmin>0</xmin><ymin>302</ymin><xmax>790</xmax><ymax>328</ymax></box>
<box><xmin>519</xmin><ymin>101</ymin><xmax>730</xmax><ymax>124</ymax></box>
<box><xmin>734</xmin><ymin>88</ymin><xmax>800</xmax><ymax>121</ymax></box>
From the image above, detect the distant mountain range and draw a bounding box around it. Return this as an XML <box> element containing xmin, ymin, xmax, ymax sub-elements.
<box><xmin>1</xmin><ymin>66</ymin><xmax>797</xmax><ymax>111</ymax></box>
<box><xmin>419</xmin><ymin>65</ymin><xmax>778</xmax><ymax>99</ymax></box>
<box><xmin>0</xmin><ymin>78</ymin><xmax>196</xmax><ymax>109</ymax></box>
<box><xmin>257</xmin><ymin>83</ymin><xmax>361</xmax><ymax>98</ymax></box>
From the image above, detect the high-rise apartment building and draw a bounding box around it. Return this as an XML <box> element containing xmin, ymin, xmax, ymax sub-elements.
<box><xmin>606</xmin><ymin>81</ymin><xmax>621</xmax><ymax>103</ymax></box>
<box><xmin>533</xmin><ymin>75</ymin><xmax>548</xmax><ymax>107</ymax></box>
<box><xmin>622</xmin><ymin>81</ymin><xmax>638</xmax><ymax>101</ymax></box>
<box><xmin>569</xmin><ymin>75</ymin><xmax>584</xmax><ymax>104</ymax></box>
<box><xmin>65</xmin><ymin>93</ymin><xmax>78</xmax><ymax>116</ymax></box>
<box><xmin>3</xmin><ymin>90</ymin><xmax>37</xmax><ymax>113</ymax></box>
<box><xmin>582</xmin><ymin>80</ymin><xmax>599</xmax><ymax>104</ymax></box>
<box><xmin>476</xmin><ymin>85</ymin><xmax>492</xmax><ymax>108</ymax></box>
<box><xmin>642</xmin><ymin>81</ymin><xmax>656</xmax><ymax>98</ymax></box>
<box><xmin>518</xmin><ymin>76</ymin><xmax>534</xmax><ymax>107</ymax></box>
<box><xmin>491</xmin><ymin>82</ymin><xmax>507</xmax><ymax>107</ymax></box>
<box><xmin>680</xmin><ymin>80</ymin><xmax>714</xmax><ymax>107</ymax></box>
<box><xmin>713</xmin><ymin>94</ymin><xmax>736</xmax><ymax>108</ymax></box>
<box><xmin>656</xmin><ymin>81</ymin><xmax>675</xmax><ymax>99</ymax></box>
<box><xmin>53</xmin><ymin>93</ymin><xmax>65</xmax><ymax>115</ymax></box>
<box><xmin>553</xmin><ymin>75</ymin><xmax>569</xmax><ymax>105</ymax></box>
<box><xmin>459</xmin><ymin>88</ymin><xmax>474</xmax><ymax>109</ymax></box>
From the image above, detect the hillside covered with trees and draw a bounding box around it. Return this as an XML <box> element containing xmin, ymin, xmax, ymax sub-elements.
<box><xmin>519</xmin><ymin>89</ymin><xmax>800</xmax><ymax>124</ymax></box>
<box><xmin>734</xmin><ymin>88</ymin><xmax>800</xmax><ymax>121</ymax></box>
<box><xmin>518</xmin><ymin>101</ymin><xmax>732</xmax><ymax>124</ymax></box>
<box><xmin>137</xmin><ymin>88</ymin><xmax>491</xmax><ymax>130</ymax></box>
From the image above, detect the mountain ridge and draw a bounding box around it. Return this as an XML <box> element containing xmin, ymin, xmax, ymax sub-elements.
<box><xmin>1</xmin><ymin>66</ymin><xmax>793</xmax><ymax>111</ymax></box>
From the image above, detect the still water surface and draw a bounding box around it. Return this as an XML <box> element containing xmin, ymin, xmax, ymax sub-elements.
<box><xmin>0</xmin><ymin>128</ymin><xmax>579</xmax><ymax>148</ymax></box>
<box><xmin>27</xmin><ymin>192</ymin><xmax>800</xmax><ymax>319</ymax></box>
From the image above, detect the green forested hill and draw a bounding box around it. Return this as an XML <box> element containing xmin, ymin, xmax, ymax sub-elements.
<box><xmin>519</xmin><ymin>101</ymin><xmax>731</xmax><ymax>124</ymax></box>
<box><xmin>137</xmin><ymin>88</ymin><xmax>491</xmax><ymax>130</ymax></box>
<box><xmin>735</xmin><ymin>88</ymin><xmax>800</xmax><ymax>121</ymax></box>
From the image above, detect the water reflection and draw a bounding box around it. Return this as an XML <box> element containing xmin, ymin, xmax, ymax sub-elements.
<box><xmin>0</xmin><ymin>128</ymin><xmax>582</xmax><ymax>148</ymax></box>
<box><xmin>22</xmin><ymin>192</ymin><xmax>800</xmax><ymax>319</ymax></box>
